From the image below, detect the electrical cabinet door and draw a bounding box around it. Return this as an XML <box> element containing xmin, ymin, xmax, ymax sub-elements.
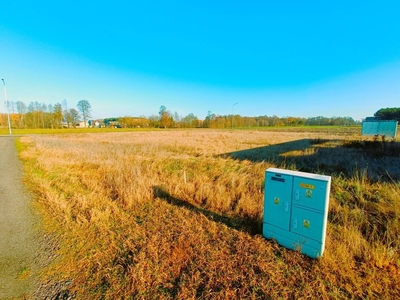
<box><xmin>264</xmin><ymin>171</ymin><xmax>293</xmax><ymax>231</ymax></box>
<box><xmin>291</xmin><ymin>206</ymin><xmax>325</xmax><ymax>242</ymax></box>
<box><xmin>292</xmin><ymin>177</ymin><xmax>328</xmax><ymax>212</ymax></box>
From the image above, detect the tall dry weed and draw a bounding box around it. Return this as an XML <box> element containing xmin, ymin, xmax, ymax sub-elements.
<box><xmin>20</xmin><ymin>130</ymin><xmax>400</xmax><ymax>299</ymax></box>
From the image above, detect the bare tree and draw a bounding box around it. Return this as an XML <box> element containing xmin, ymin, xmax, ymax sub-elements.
<box><xmin>159</xmin><ymin>105</ymin><xmax>172</xmax><ymax>128</ymax></box>
<box><xmin>173</xmin><ymin>111</ymin><xmax>182</xmax><ymax>128</ymax></box>
<box><xmin>77</xmin><ymin>100</ymin><xmax>91</xmax><ymax>128</ymax></box>
<box><xmin>182</xmin><ymin>113</ymin><xmax>198</xmax><ymax>128</ymax></box>
<box><xmin>52</xmin><ymin>103</ymin><xmax>63</xmax><ymax>129</ymax></box>
<box><xmin>15</xmin><ymin>101</ymin><xmax>27</xmax><ymax>128</ymax></box>
<box><xmin>148</xmin><ymin>114</ymin><xmax>159</xmax><ymax>127</ymax></box>
<box><xmin>69</xmin><ymin>108</ymin><xmax>81</xmax><ymax>128</ymax></box>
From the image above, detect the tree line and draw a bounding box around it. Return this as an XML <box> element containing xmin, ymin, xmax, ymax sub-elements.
<box><xmin>0</xmin><ymin>100</ymin><xmax>91</xmax><ymax>129</ymax></box>
<box><xmin>374</xmin><ymin>107</ymin><xmax>400</xmax><ymax>122</ymax></box>
<box><xmin>3</xmin><ymin>102</ymin><xmax>398</xmax><ymax>130</ymax></box>
<box><xmin>117</xmin><ymin>106</ymin><xmax>360</xmax><ymax>128</ymax></box>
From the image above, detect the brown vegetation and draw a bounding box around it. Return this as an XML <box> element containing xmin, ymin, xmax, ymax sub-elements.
<box><xmin>20</xmin><ymin>129</ymin><xmax>400</xmax><ymax>299</ymax></box>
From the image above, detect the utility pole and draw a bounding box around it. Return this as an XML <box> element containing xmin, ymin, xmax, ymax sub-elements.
<box><xmin>1</xmin><ymin>79</ymin><xmax>12</xmax><ymax>135</ymax></box>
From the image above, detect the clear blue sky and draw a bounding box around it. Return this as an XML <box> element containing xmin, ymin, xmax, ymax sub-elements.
<box><xmin>1</xmin><ymin>1</ymin><xmax>399</xmax><ymax>121</ymax></box>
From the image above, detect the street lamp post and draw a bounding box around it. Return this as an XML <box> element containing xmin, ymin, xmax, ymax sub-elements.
<box><xmin>1</xmin><ymin>79</ymin><xmax>12</xmax><ymax>135</ymax></box>
<box><xmin>232</xmin><ymin>102</ymin><xmax>238</xmax><ymax>129</ymax></box>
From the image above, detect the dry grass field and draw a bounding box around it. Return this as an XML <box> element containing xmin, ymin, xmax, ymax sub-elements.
<box><xmin>19</xmin><ymin>128</ymin><xmax>400</xmax><ymax>299</ymax></box>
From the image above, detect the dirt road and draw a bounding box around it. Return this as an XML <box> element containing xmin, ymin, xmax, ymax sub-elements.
<box><xmin>0</xmin><ymin>136</ymin><xmax>38</xmax><ymax>299</ymax></box>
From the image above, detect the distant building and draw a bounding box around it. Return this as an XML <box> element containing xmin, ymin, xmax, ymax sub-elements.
<box><xmin>88</xmin><ymin>120</ymin><xmax>101</xmax><ymax>128</ymax></box>
<box><xmin>76</xmin><ymin>121</ymin><xmax>88</xmax><ymax>128</ymax></box>
<box><xmin>364</xmin><ymin>117</ymin><xmax>381</xmax><ymax>121</ymax></box>
<box><xmin>361</xmin><ymin>117</ymin><xmax>398</xmax><ymax>138</ymax></box>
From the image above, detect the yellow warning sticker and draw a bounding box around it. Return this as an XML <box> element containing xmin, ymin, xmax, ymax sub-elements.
<box><xmin>274</xmin><ymin>197</ymin><xmax>280</xmax><ymax>205</ymax></box>
<box><xmin>303</xmin><ymin>220</ymin><xmax>310</xmax><ymax>228</ymax></box>
<box><xmin>300</xmin><ymin>183</ymin><xmax>314</xmax><ymax>190</ymax></box>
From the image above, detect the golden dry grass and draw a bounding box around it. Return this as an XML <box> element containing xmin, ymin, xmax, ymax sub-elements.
<box><xmin>19</xmin><ymin>129</ymin><xmax>400</xmax><ymax>299</ymax></box>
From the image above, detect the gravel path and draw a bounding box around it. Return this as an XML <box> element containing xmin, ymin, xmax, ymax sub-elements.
<box><xmin>0</xmin><ymin>136</ymin><xmax>74</xmax><ymax>300</ymax></box>
<box><xmin>0</xmin><ymin>136</ymin><xmax>39</xmax><ymax>298</ymax></box>
<box><xmin>0</xmin><ymin>136</ymin><xmax>37</xmax><ymax>299</ymax></box>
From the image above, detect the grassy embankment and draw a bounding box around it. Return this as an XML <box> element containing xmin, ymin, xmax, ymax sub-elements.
<box><xmin>19</xmin><ymin>129</ymin><xmax>399</xmax><ymax>299</ymax></box>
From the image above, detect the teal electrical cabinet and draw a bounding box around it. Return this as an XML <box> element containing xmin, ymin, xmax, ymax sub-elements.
<box><xmin>263</xmin><ymin>168</ymin><xmax>331</xmax><ymax>258</ymax></box>
<box><xmin>361</xmin><ymin>120</ymin><xmax>398</xmax><ymax>138</ymax></box>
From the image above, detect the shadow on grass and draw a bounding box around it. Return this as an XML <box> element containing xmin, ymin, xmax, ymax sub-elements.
<box><xmin>153</xmin><ymin>186</ymin><xmax>262</xmax><ymax>235</ymax></box>
<box><xmin>219</xmin><ymin>138</ymin><xmax>400</xmax><ymax>181</ymax></box>
<box><xmin>220</xmin><ymin>138</ymin><xmax>343</xmax><ymax>174</ymax></box>
<box><xmin>220</xmin><ymin>138</ymin><xmax>328</xmax><ymax>163</ymax></box>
